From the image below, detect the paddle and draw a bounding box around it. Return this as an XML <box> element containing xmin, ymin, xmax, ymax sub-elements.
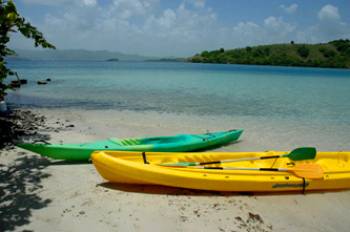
<box><xmin>161</xmin><ymin>147</ymin><xmax>317</xmax><ymax>167</ymax></box>
<box><xmin>189</xmin><ymin>163</ymin><xmax>324</xmax><ymax>179</ymax></box>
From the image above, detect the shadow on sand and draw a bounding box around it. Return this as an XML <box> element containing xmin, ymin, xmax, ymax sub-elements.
<box><xmin>98</xmin><ymin>182</ymin><xmax>243</xmax><ymax>196</ymax></box>
<box><xmin>98</xmin><ymin>182</ymin><xmax>330</xmax><ymax>197</ymax></box>
<box><xmin>49</xmin><ymin>160</ymin><xmax>92</xmax><ymax>166</ymax></box>
<box><xmin>0</xmin><ymin>155</ymin><xmax>51</xmax><ymax>231</ymax></box>
<box><xmin>0</xmin><ymin>109</ymin><xmax>54</xmax><ymax>231</ymax></box>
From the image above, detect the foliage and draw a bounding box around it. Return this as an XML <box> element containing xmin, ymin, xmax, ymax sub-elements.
<box><xmin>189</xmin><ymin>39</ymin><xmax>350</xmax><ymax>69</ymax></box>
<box><xmin>297</xmin><ymin>45</ymin><xmax>310</xmax><ymax>58</ymax></box>
<box><xmin>0</xmin><ymin>0</ymin><xmax>55</xmax><ymax>100</ymax></box>
<box><xmin>319</xmin><ymin>47</ymin><xmax>336</xmax><ymax>58</ymax></box>
<box><xmin>329</xmin><ymin>39</ymin><xmax>350</xmax><ymax>52</ymax></box>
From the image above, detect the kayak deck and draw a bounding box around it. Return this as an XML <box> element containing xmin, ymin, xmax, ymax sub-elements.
<box><xmin>92</xmin><ymin>150</ymin><xmax>350</xmax><ymax>192</ymax></box>
<box><xmin>17</xmin><ymin>129</ymin><xmax>243</xmax><ymax>160</ymax></box>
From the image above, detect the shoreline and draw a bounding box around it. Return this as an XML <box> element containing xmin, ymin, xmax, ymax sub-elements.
<box><xmin>16</xmin><ymin>107</ymin><xmax>350</xmax><ymax>150</ymax></box>
<box><xmin>1</xmin><ymin>107</ymin><xmax>350</xmax><ymax>231</ymax></box>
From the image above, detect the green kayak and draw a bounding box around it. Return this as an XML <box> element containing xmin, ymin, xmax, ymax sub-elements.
<box><xmin>17</xmin><ymin>129</ymin><xmax>243</xmax><ymax>161</ymax></box>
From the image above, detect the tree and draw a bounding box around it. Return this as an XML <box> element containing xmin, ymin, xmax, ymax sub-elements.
<box><xmin>297</xmin><ymin>45</ymin><xmax>309</xmax><ymax>58</ymax></box>
<box><xmin>319</xmin><ymin>47</ymin><xmax>336</xmax><ymax>58</ymax></box>
<box><xmin>0</xmin><ymin>0</ymin><xmax>55</xmax><ymax>100</ymax></box>
<box><xmin>201</xmin><ymin>50</ymin><xmax>209</xmax><ymax>57</ymax></box>
<box><xmin>329</xmin><ymin>39</ymin><xmax>350</xmax><ymax>52</ymax></box>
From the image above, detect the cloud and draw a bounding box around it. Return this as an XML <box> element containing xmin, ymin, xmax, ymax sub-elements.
<box><xmin>297</xmin><ymin>4</ymin><xmax>349</xmax><ymax>43</ymax></box>
<box><xmin>193</xmin><ymin>0</ymin><xmax>205</xmax><ymax>8</ymax></box>
<box><xmin>22</xmin><ymin>0</ymin><xmax>96</xmax><ymax>7</ymax></box>
<box><xmin>154</xmin><ymin>9</ymin><xmax>177</xmax><ymax>29</ymax></box>
<box><xmin>318</xmin><ymin>4</ymin><xmax>340</xmax><ymax>21</ymax></box>
<box><xmin>316</xmin><ymin>4</ymin><xmax>349</xmax><ymax>39</ymax></box>
<box><xmin>82</xmin><ymin>0</ymin><xmax>97</xmax><ymax>7</ymax></box>
<box><xmin>140</xmin><ymin>3</ymin><xmax>217</xmax><ymax>54</ymax></box>
<box><xmin>228</xmin><ymin>17</ymin><xmax>296</xmax><ymax>47</ymax></box>
<box><xmin>111</xmin><ymin>0</ymin><xmax>158</xmax><ymax>19</ymax></box>
<box><xmin>10</xmin><ymin>1</ymin><xmax>350</xmax><ymax>56</ymax></box>
<box><xmin>230</xmin><ymin>22</ymin><xmax>264</xmax><ymax>45</ymax></box>
<box><xmin>21</xmin><ymin>0</ymin><xmax>218</xmax><ymax>56</ymax></box>
<box><xmin>22</xmin><ymin>0</ymin><xmax>65</xmax><ymax>5</ymax></box>
<box><xmin>280</xmin><ymin>3</ymin><xmax>298</xmax><ymax>14</ymax></box>
<box><xmin>264</xmin><ymin>16</ymin><xmax>295</xmax><ymax>35</ymax></box>
<box><xmin>11</xmin><ymin>1</ymin><xmax>297</xmax><ymax>56</ymax></box>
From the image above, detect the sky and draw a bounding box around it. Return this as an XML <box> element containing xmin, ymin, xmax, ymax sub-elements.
<box><xmin>10</xmin><ymin>0</ymin><xmax>350</xmax><ymax>57</ymax></box>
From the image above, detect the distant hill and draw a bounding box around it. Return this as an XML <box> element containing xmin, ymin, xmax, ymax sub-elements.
<box><xmin>190</xmin><ymin>39</ymin><xmax>350</xmax><ymax>68</ymax></box>
<box><xmin>9</xmin><ymin>49</ymin><xmax>153</xmax><ymax>61</ymax></box>
<box><xmin>106</xmin><ymin>58</ymin><xmax>119</xmax><ymax>62</ymax></box>
<box><xmin>145</xmin><ymin>58</ymin><xmax>187</xmax><ymax>62</ymax></box>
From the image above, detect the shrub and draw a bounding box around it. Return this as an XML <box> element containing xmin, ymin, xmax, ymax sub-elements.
<box><xmin>297</xmin><ymin>45</ymin><xmax>310</xmax><ymax>58</ymax></box>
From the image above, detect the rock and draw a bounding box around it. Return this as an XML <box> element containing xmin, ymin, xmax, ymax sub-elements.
<box><xmin>20</xmin><ymin>79</ymin><xmax>28</xmax><ymax>84</ymax></box>
<box><xmin>0</xmin><ymin>109</ymin><xmax>53</xmax><ymax>148</ymax></box>
<box><xmin>247</xmin><ymin>212</ymin><xmax>263</xmax><ymax>223</ymax></box>
<box><xmin>37</xmin><ymin>80</ymin><xmax>47</xmax><ymax>85</ymax></box>
<box><xmin>10</xmin><ymin>80</ymin><xmax>21</xmax><ymax>88</ymax></box>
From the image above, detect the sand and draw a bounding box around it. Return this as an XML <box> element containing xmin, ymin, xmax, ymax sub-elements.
<box><xmin>1</xmin><ymin>108</ymin><xmax>350</xmax><ymax>232</ymax></box>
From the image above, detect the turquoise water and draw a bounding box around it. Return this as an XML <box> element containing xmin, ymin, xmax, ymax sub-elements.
<box><xmin>6</xmin><ymin>61</ymin><xmax>350</xmax><ymax>124</ymax></box>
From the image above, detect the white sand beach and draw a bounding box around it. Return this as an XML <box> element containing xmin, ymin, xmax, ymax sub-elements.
<box><xmin>2</xmin><ymin>0</ymin><xmax>350</xmax><ymax>231</ymax></box>
<box><xmin>1</xmin><ymin>108</ymin><xmax>350</xmax><ymax>232</ymax></box>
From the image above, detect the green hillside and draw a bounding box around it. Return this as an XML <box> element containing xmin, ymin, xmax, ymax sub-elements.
<box><xmin>190</xmin><ymin>39</ymin><xmax>350</xmax><ymax>68</ymax></box>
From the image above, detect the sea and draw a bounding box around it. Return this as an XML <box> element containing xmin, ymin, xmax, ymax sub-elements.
<box><xmin>5</xmin><ymin>60</ymin><xmax>350</xmax><ymax>149</ymax></box>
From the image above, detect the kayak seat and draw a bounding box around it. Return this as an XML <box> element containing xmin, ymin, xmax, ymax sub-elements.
<box><xmin>109</xmin><ymin>138</ymin><xmax>141</xmax><ymax>146</ymax></box>
<box><xmin>138</xmin><ymin>135</ymin><xmax>192</xmax><ymax>145</ymax></box>
<box><xmin>109</xmin><ymin>135</ymin><xmax>193</xmax><ymax>146</ymax></box>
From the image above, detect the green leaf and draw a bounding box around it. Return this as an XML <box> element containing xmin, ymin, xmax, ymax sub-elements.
<box><xmin>0</xmin><ymin>0</ymin><xmax>55</xmax><ymax>97</ymax></box>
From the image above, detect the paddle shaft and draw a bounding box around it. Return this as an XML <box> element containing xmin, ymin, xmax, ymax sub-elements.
<box><xmin>194</xmin><ymin>166</ymin><xmax>287</xmax><ymax>171</ymax></box>
<box><xmin>171</xmin><ymin>163</ymin><xmax>324</xmax><ymax>179</ymax></box>
<box><xmin>199</xmin><ymin>155</ymin><xmax>283</xmax><ymax>165</ymax></box>
<box><xmin>194</xmin><ymin>164</ymin><xmax>324</xmax><ymax>179</ymax></box>
<box><xmin>160</xmin><ymin>147</ymin><xmax>317</xmax><ymax>167</ymax></box>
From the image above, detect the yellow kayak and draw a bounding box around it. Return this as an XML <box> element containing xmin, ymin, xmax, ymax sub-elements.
<box><xmin>92</xmin><ymin>150</ymin><xmax>350</xmax><ymax>192</ymax></box>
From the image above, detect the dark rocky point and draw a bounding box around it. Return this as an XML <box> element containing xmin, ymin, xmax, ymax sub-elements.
<box><xmin>37</xmin><ymin>80</ymin><xmax>47</xmax><ymax>85</ymax></box>
<box><xmin>20</xmin><ymin>79</ymin><xmax>28</xmax><ymax>84</ymax></box>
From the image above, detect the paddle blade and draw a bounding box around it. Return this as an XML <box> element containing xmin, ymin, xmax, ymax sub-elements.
<box><xmin>288</xmin><ymin>147</ymin><xmax>317</xmax><ymax>161</ymax></box>
<box><xmin>290</xmin><ymin>163</ymin><xmax>324</xmax><ymax>179</ymax></box>
<box><xmin>160</xmin><ymin>161</ymin><xmax>197</xmax><ymax>167</ymax></box>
